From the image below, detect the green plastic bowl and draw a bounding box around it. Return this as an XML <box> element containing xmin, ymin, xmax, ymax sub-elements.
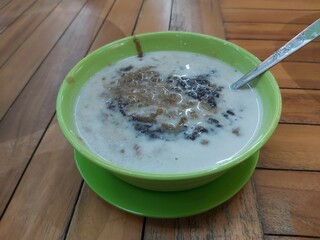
<box><xmin>56</xmin><ymin>32</ymin><xmax>281</xmax><ymax>191</ymax></box>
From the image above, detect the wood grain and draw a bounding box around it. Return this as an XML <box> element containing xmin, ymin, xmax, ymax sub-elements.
<box><xmin>0</xmin><ymin>0</ymin><xmax>37</xmax><ymax>33</ymax></box>
<box><xmin>170</xmin><ymin>0</ymin><xmax>225</xmax><ymax>38</ymax></box>
<box><xmin>0</xmin><ymin>0</ymin><xmax>63</xmax><ymax>67</ymax></box>
<box><xmin>271</xmin><ymin>62</ymin><xmax>320</xmax><ymax>89</ymax></box>
<box><xmin>0</xmin><ymin>0</ymin><xmax>87</xmax><ymax>120</ymax></box>
<box><xmin>0</xmin><ymin>118</ymin><xmax>82</xmax><ymax>239</ymax></box>
<box><xmin>222</xmin><ymin>9</ymin><xmax>320</xmax><ymax>24</ymax></box>
<box><xmin>221</xmin><ymin>0</ymin><xmax>320</xmax><ymax>10</ymax></box>
<box><xmin>264</xmin><ymin>236</ymin><xmax>319</xmax><ymax>240</ymax></box>
<box><xmin>144</xmin><ymin>181</ymin><xmax>263</xmax><ymax>239</ymax></box>
<box><xmin>231</xmin><ymin>40</ymin><xmax>320</xmax><ymax>63</ymax></box>
<box><xmin>225</xmin><ymin>23</ymin><xmax>312</xmax><ymax>41</ymax></box>
<box><xmin>281</xmin><ymin>89</ymin><xmax>320</xmax><ymax>125</ymax></box>
<box><xmin>0</xmin><ymin>0</ymin><xmax>115</xmax><ymax>217</ymax></box>
<box><xmin>0</xmin><ymin>0</ymin><xmax>13</xmax><ymax>10</ymax></box>
<box><xmin>259</xmin><ymin>124</ymin><xmax>320</xmax><ymax>171</ymax></box>
<box><xmin>254</xmin><ymin>170</ymin><xmax>320</xmax><ymax>236</ymax></box>
<box><xmin>89</xmin><ymin>0</ymin><xmax>143</xmax><ymax>51</ymax></box>
<box><xmin>134</xmin><ymin>0</ymin><xmax>172</xmax><ymax>34</ymax></box>
<box><xmin>66</xmin><ymin>185</ymin><xmax>143</xmax><ymax>240</ymax></box>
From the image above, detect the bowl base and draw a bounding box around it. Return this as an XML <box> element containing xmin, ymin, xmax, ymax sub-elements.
<box><xmin>74</xmin><ymin>150</ymin><xmax>259</xmax><ymax>218</ymax></box>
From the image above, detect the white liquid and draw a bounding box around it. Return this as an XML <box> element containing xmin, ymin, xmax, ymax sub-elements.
<box><xmin>75</xmin><ymin>51</ymin><xmax>262</xmax><ymax>174</ymax></box>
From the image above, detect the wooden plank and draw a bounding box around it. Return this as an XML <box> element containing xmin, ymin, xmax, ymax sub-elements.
<box><xmin>89</xmin><ymin>0</ymin><xmax>143</xmax><ymax>51</ymax></box>
<box><xmin>271</xmin><ymin>62</ymin><xmax>320</xmax><ymax>89</ymax></box>
<box><xmin>281</xmin><ymin>89</ymin><xmax>320</xmax><ymax>125</ymax></box>
<box><xmin>225</xmin><ymin>23</ymin><xmax>313</xmax><ymax>41</ymax></box>
<box><xmin>170</xmin><ymin>0</ymin><xmax>225</xmax><ymax>38</ymax></box>
<box><xmin>0</xmin><ymin>0</ymin><xmax>63</xmax><ymax>67</ymax></box>
<box><xmin>66</xmin><ymin>185</ymin><xmax>143</xmax><ymax>240</ymax></box>
<box><xmin>259</xmin><ymin>124</ymin><xmax>320</xmax><ymax>171</ymax></box>
<box><xmin>221</xmin><ymin>0</ymin><xmax>320</xmax><ymax>10</ymax></box>
<box><xmin>265</xmin><ymin>236</ymin><xmax>319</xmax><ymax>240</ymax></box>
<box><xmin>254</xmin><ymin>170</ymin><xmax>320</xmax><ymax>236</ymax></box>
<box><xmin>222</xmin><ymin>9</ymin><xmax>320</xmax><ymax>24</ymax></box>
<box><xmin>144</xmin><ymin>181</ymin><xmax>263</xmax><ymax>239</ymax></box>
<box><xmin>0</xmin><ymin>0</ymin><xmax>37</xmax><ymax>33</ymax></box>
<box><xmin>230</xmin><ymin>40</ymin><xmax>320</xmax><ymax>63</ymax></box>
<box><xmin>66</xmin><ymin>0</ymin><xmax>146</xmax><ymax>238</ymax></box>
<box><xmin>0</xmin><ymin>0</ymin><xmax>87</xmax><ymax>120</ymax></box>
<box><xmin>0</xmin><ymin>0</ymin><xmax>13</xmax><ymax>10</ymax></box>
<box><xmin>0</xmin><ymin>118</ymin><xmax>82</xmax><ymax>239</ymax></box>
<box><xmin>134</xmin><ymin>0</ymin><xmax>172</xmax><ymax>34</ymax></box>
<box><xmin>0</xmin><ymin>0</ymin><xmax>115</xmax><ymax>217</ymax></box>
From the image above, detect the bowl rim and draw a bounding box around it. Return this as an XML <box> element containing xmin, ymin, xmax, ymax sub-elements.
<box><xmin>56</xmin><ymin>31</ymin><xmax>282</xmax><ymax>180</ymax></box>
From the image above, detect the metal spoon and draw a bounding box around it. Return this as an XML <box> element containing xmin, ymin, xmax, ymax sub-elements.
<box><xmin>230</xmin><ymin>18</ymin><xmax>320</xmax><ymax>90</ymax></box>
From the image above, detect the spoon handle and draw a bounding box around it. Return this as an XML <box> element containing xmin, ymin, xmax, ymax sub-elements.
<box><xmin>231</xmin><ymin>19</ymin><xmax>320</xmax><ymax>90</ymax></box>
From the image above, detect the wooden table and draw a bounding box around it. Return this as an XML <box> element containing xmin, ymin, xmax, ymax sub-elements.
<box><xmin>0</xmin><ymin>0</ymin><xmax>319</xmax><ymax>239</ymax></box>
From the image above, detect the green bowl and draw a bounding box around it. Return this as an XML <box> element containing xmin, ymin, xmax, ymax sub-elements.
<box><xmin>56</xmin><ymin>32</ymin><xmax>281</xmax><ymax>191</ymax></box>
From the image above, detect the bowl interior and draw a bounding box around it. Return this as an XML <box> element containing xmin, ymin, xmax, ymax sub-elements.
<box><xmin>56</xmin><ymin>31</ymin><xmax>281</xmax><ymax>180</ymax></box>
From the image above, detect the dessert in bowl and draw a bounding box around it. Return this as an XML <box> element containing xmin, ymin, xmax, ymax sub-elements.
<box><xmin>56</xmin><ymin>32</ymin><xmax>281</xmax><ymax>191</ymax></box>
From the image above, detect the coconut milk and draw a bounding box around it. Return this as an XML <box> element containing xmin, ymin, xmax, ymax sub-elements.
<box><xmin>74</xmin><ymin>51</ymin><xmax>262</xmax><ymax>174</ymax></box>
